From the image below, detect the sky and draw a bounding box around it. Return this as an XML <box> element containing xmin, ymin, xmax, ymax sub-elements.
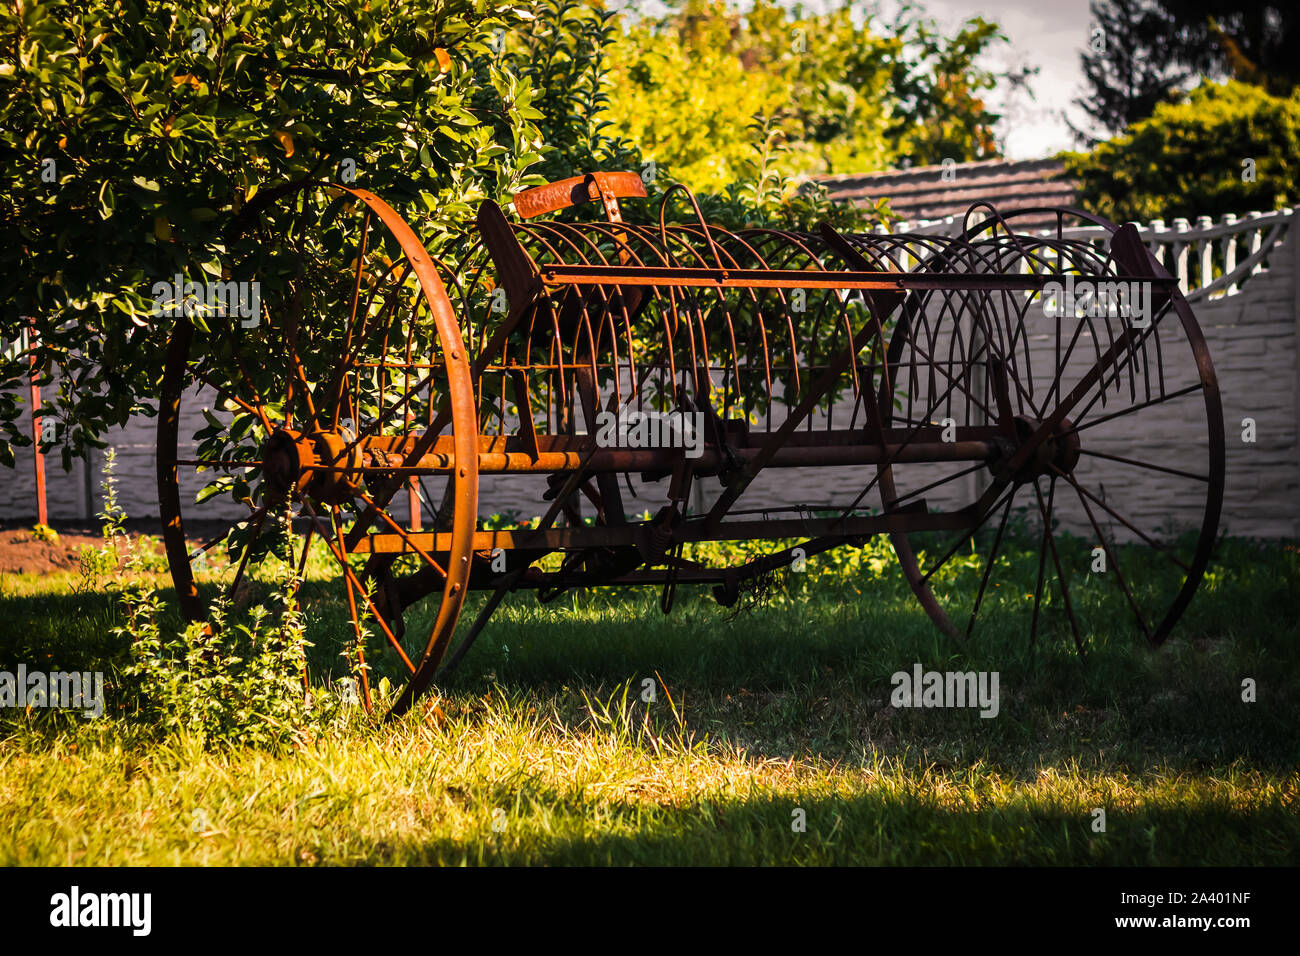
<box><xmin>884</xmin><ymin>0</ymin><xmax>1096</xmax><ymax>159</ymax></box>
<box><xmin>618</xmin><ymin>0</ymin><xmax>1098</xmax><ymax>160</ymax></box>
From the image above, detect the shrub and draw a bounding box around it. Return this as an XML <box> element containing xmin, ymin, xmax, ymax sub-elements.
<box><xmin>1063</xmin><ymin>79</ymin><xmax>1300</xmax><ymax>223</ymax></box>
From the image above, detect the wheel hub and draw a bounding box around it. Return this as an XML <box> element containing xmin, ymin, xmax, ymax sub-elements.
<box><xmin>987</xmin><ymin>414</ymin><xmax>1081</xmax><ymax>484</ymax></box>
<box><xmin>260</xmin><ymin>428</ymin><xmax>361</xmax><ymax>502</ymax></box>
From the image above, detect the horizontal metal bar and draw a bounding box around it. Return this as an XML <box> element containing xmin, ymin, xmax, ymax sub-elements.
<box><xmin>348</xmin><ymin>431</ymin><xmax>993</xmax><ymax>476</ymax></box>
<box><xmin>360</xmin><ymin>426</ymin><xmax>1000</xmax><ymax>457</ymax></box>
<box><xmin>348</xmin><ymin>510</ymin><xmax>977</xmax><ymax>555</ymax></box>
<box><xmin>539</xmin><ymin>264</ymin><xmax>1180</xmax><ymax>292</ymax></box>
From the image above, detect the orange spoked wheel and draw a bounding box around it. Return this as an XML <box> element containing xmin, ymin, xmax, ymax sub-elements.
<box><xmin>156</xmin><ymin>185</ymin><xmax>479</xmax><ymax>716</ymax></box>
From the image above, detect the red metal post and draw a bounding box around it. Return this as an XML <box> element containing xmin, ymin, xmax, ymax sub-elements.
<box><xmin>407</xmin><ymin>478</ymin><xmax>421</xmax><ymax>531</ymax></box>
<box><xmin>27</xmin><ymin>318</ymin><xmax>47</xmax><ymax>526</ymax></box>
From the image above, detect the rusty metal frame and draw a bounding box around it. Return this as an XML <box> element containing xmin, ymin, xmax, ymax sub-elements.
<box><xmin>155</xmin><ymin>170</ymin><xmax>1225</xmax><ymax>716</ymax></box>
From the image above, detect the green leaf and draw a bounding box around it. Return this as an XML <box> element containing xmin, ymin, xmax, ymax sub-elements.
<box><xmin>97</xmin><ymin>179</ymin><xmax>115</xmax><ymax>218</ymax></box>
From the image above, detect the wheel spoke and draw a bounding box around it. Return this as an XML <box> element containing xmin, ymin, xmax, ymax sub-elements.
<box><xmin>919</xmin><ymin>483</ymin><xmax>1017</xmax><ymax>586</ymax></box>
<box><xmin>1050</xmin><ymin>465</ymin><xmax>1190</xmax><ymax>574</ymax></box>
<box><xmin>225</xmin><ymin>507</ymin><xmax>270</xmax><ymax>605</ymax></box>
<box><xmin>341</xmin><ymin>209</ymin><xmax>373</xmax><ymax>374</ymax></box>
<box><xmin>192</xmin><ymin>369</ymin><xmax>273</xmax><ymax>433</ymax></box>
<box><xmin>327</xmin><ymin>264</ymin><xmax>408</xmax><ymax>431</ymax></box>
<box><xmin>174</xmin><ymin>458</ymin><xmax>263</xmax><ymax>468</ymax></box>
<box><xmin>291</xmin><ymin>517</ymin><xmax>314</xmax><ymax>595</ymax></box>
<box><xmin>966</xmin><ymin>487</ymin><xmax>1016</xmax><ymax>638</ymax></box>
<box><xmin>329</xmin><ymin>505</ymin><xmax>374</xmax><ymax>713</ymax></box>
<box><xmin>225</xmin><ymin>327</ymin><xmax>277</xmax><ymax>432</ymax></box>
<box><xmin>889</xmin><ymin>462</ymin><xmax>985</xmax><ymax>508</ymax></box>
<box><xmin>1069</xmin><ymin>480</ymin><xmax>1153</xmax><ymax>644</ymax></box>
<box><xmin>840</xmin><ymin>338</ymin><xmax>992</xmax><ymax>519</ymax></box>
<box><xmin>1068</xmin><ymin>301</ymin><xmax>1173</xmax><ymax>429</ymax></box>
<box><xmin>1029</xmin><ymin>477</ymin><xmax>1051</xmax><ymax>646</ymax></box>
<box><xmin>291</xmin><ymin>517</ymin><xmax>315</xmax><ymax>694</ymax></box>
<box><xmin>351</xmin><ymin>487</ymin><xmax>450</xmax><ymax>580</ymax></box>
<box><xmin>300</xmin><ymin>500</ymin><xmax>417</xmax><ymax>676</ymax></box>
<box><xmin>1033</xmin><ymin>476</ymin><xmax>1085</xmax><ymax>656</ymax></box>
<box><xmin>189</xmin><ymin>505</ymin><xmax>267</xmax><ymax>561</ymax></box>
<box><xmin>1077</xmin><ymin>448</ymin><xmax>1209</xmax><ymax>483</ymax></box>
<box><xmin>1065</xmin><ymin>382</ymin><xmax>1204</xmax><ymax>439</ymax></box>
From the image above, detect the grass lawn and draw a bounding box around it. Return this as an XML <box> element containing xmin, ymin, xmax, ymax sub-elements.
<box><xmin>1</xmin><ymin>528</ymin><xmax>1297</xmax><ymax>866</ymax></box>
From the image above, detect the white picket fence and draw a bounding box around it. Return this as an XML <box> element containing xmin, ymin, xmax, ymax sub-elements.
<box><xmin>872</xmin><ymin>206</ymin><xmax>1295</xmax><ymax>303</ymax></box>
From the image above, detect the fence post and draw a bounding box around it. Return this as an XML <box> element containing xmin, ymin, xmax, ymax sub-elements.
<box><xmin>1172</xmin><ymin>217</ymin><xmax>1191</xmax><ymax>290</ymax></box>
<box><xmin>1221</xmin><ymin>213</ymin><xmax>1239</xmax><ymax>295</ymax></box>
<box><xmin>26</xmin><ymin>317</ymin><xmax>47</xmax><ymax>527</ymax></box>
<box><xmin>1148</xmin><ymin>219</ymin><xmax>1166</xmax><ymax>267</ymax></box>
<box><xmin>1196</xmin><ymin>215</ymin><xmax>1213</xmax><ymax>290</ymax></box>
<box><xmin>1247</xmin><ymin>211</ymin><xmax>1264</xmax><ymax>276</ymax></box>
<box><xmin>1293</xmin><ymin>208</ymin><xmax>1300</xmax><ymax>536</ymax></box>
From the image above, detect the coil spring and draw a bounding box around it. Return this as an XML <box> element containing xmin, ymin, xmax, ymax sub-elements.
<box><xmin>644</xmin><ymin>506</ymin><xmax>678</xmax><ymax>564</ymax></box>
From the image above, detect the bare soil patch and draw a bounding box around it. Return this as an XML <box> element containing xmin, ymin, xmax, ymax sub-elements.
<box><xmin>0</xmin><ymin>521</ymin><xmax>166</xmax><ymax>576</ymax></box>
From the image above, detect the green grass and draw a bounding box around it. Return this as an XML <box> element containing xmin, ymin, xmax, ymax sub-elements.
<box><xmin>1</xmin><ymin>533</ymin><xmax>1297</xmax><ymax>865</ymax></box>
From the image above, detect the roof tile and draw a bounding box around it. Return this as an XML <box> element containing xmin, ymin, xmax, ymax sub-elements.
<box><xmin>816</xmin><ymin>157</ymin><xmax>1078</xmax><ymax>233</ymax></box>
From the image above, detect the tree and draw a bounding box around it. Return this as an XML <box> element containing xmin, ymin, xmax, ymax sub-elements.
<box><xmin>0</xmin><ymin>0</ymin><xmax>882</xmax><ymax>472</ymax></box>
<box><xmin>1062</xmin><ymin>79</ymin><xmax>1300</xmax><ymax>223</ymax></box>
<box><xmin>604</xmin><ymin>0</ymin><xmax>1029</xmax><ymax>194</ymax></box>
<box><xmin>1071</xmin><ymin>0</ymin><xmax>1210</xmax><ymax>144</ymax></box>
<box><xmin>1162</xmin><ymin>1</ymin><xmax>1299</xmax><ymax>95</ymax></box>
<box><xmin>1073</xmin><ymin>0</ymin><xmax>1297</xmax><ymax>142</ymax></box>
<box><xmin>0</xmin><ymin>0</ymin><xmax>552</xmax><ymax>468</ymax></box>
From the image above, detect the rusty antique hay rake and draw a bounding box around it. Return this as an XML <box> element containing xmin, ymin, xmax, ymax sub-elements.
<box><xmin>157</xmin><ymin>171</ymin><xmax>1224</xmax><ymax>716</ymax></box>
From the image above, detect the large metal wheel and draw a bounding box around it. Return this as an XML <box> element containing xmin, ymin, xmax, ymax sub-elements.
<box><xmin>156</xmin><ymin>185</ymin><xmax>479</xmax><ymax>716</ymax></box>
<box><xmin>870</xmin><ymin>208</ymin><xmax>1224</xmax><ymax>650</ymax></box>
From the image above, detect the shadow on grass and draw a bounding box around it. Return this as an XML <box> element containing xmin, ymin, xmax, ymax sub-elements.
<box><xmin>337</xmin><ymin>785</ymin><xmax>1300</xmax><ymax>866</ymax></box>
<box><xmin>423</xmin><ymin>566</ymin><xmax>1299</xmax><ymax>771</ymax></box>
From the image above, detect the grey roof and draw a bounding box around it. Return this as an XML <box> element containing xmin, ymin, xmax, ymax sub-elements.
<box><xmin>816</xmin><ymin>157</ymin><xmax>1078</xmax><ymax>233</ymax></box>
